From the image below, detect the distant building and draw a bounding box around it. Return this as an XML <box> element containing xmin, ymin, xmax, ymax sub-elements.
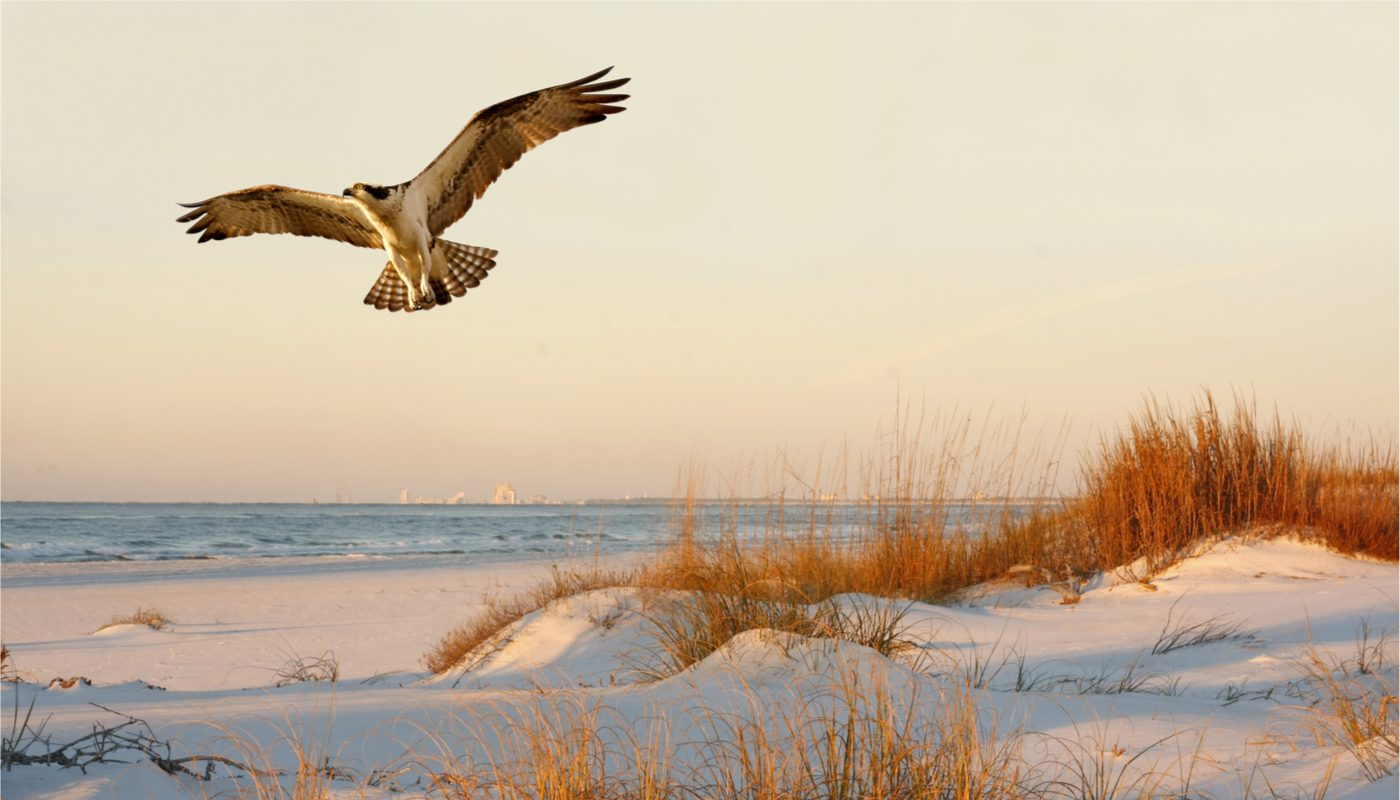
<box><xmin>492</xmin><ymin>483</ymin><xmax>518</xmax><ymax>505</ymax></box>
<box><xmin>447</xmin><ymin>491</ymin><xmax>466</xmax><ymax>505</ymax></box>
<box><xmin>399</xmin><ymin>489</ymin><xmax>410</xmax><ymax>505</ymax></box>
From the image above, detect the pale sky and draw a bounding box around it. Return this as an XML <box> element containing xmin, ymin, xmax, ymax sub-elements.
<box><xmin>2</xmin><ymin>2</ymin><xmax>1396</xmax><ymax>502</ymax></box>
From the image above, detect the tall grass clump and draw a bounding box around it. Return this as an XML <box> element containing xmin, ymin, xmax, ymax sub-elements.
<box><xmin>641</xmin><ymin>404</ymin><xmax>1070</xmax><ymax>609</ymax></box>
<box><xmin>1071</xmin><ymin>392</ymin><xmax>1397</xmax><ymax>577</ymax></box>
<box><xmin>1310</xmin><ymin>439</ymin><xmax>1400</xmax><ymax>561</ymax></box>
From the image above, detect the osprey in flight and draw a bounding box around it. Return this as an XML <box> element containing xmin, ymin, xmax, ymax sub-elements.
<box><xmin>177</xmin><ymin>68</ymin><xmax>629</xmax><ymax>312</ymax></box>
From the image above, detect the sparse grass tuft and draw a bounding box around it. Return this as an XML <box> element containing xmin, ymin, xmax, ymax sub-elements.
<box><xmin>418</xmin><ymin>694</ymin><xmax>656</xmax><ymax>799</ymax></box>
<box><xmin>1151</xmin><ymin>596</ymin><xmax>1249</xmax><ymax>655</ymax></box>
<box><xmin>98</xmin><ymin>608</ymin><xmax>173</xmax><ymax>632</ymax></box>
<box><xmin>634</xmin><ymin>593</ymin><xmax>916</xmax><ymax>681</ymax></box>
<box><xmin>1029</xmin><ymin>727</ymin><xmax>1197</xmax><ymax>800</ymax></box>
<box><xmin>205</xmin><ymin>701</ymin><xmax>344</xmax><ymax>799</ymax></box>
<box><xmin>273</xmin><ymin>650</ymin><xmax>340</xmax><ymax>688</ymax></box>
<box><xmin>425</xmin><ymin>564</ymin><xmax>634</xmax><ymax>675</ymax></box>
<box><xmin>1064</xmin><ymin>653</ymin><xmax>1185</xmax><ymax>697</ymax></box>
<box><xmin>1291</xmin><ymin>626</ymin><xmax>1398</xmax><ymax>781</ymax></box>
<box><xmin>944</xmin><ymin>636</ymin><xmax>1184</xmax><ymax>697</ymax></box>
<box><xmin>691</xmin><ymin>671</ymin><xmax>1026</xmax><ymax>800</ymax></box>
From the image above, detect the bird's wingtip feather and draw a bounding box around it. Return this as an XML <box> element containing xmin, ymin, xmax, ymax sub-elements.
<box><xmin>566</xmin><ymin>66</ymin><xmax>615</xmax><ymax>87</ymax></box>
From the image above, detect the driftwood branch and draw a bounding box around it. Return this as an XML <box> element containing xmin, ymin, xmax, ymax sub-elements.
<box><xmin>2</xmin><ymin>700</ymin><xmax>277</xmax><ymax>780</ymax></box>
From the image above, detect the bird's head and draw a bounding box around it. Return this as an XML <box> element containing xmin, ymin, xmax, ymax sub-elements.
<box><xmin>343</xmin><ymin>183</ymin><xmax>393</xmax><ymax>201</ymax></box>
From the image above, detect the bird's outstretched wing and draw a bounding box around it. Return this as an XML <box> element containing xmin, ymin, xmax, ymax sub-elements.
<box><xmin>176</xmin><ymin>185</ymin><xmax>383</xmax><ymax>248</ymax></box>
<box><xmin>409</xmin><ymin>67</ymin><xmax>629</xmax><ymax>237</ymax></box>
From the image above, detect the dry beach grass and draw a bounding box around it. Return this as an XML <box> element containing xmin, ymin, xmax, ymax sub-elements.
<box><xmin>429</xmin><ymin>392</ymin><xmax>1397</xmax><ymax>678</ymax></box>
<box><xmin>154</xmin><ymin>623</ymin><xmax>1396</xmax><ymax>799</ymax></box>
<box><xmin>389</xmin><ymin>393</ymin><xmax>1398</xmax><ymax>799</ymax></box>
<box><xmin>97</xmin><ymin>608</ymin><xmax>174</xmax><ymax>633</ymax></box>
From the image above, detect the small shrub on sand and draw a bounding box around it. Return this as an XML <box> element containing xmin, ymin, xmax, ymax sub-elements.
<box><xmin>98</xmin><ymin>608</ymin><xmax>173</xmax><ymax>632</ymax></box>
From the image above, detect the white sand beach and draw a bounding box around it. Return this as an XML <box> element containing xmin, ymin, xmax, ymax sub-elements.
<box><xmin>1</xmin><ymin>537</ymin><xmax>1395</xmax><ymax>798</ymax></box>
<box><xmin>1</xmin><ymin>554</ymin><xmax>636</xmax><ymax>692</ymax></box>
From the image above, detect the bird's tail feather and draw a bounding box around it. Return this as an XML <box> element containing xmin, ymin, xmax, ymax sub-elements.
<box><xmin>430</xmin><ymin>241</ymin><xmax>498</xmax><ymax>300</ymax></box>
<box><xmin>363</xmin><ymin>263</ymin><xmax>416</xmax><ymax>312</ymax></box>
<box><xmin>362</xmin><ymin>241</ymin><xmax>498</xmax><ymax>313</ymax></box>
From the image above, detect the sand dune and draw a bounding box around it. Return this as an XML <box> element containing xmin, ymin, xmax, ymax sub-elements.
<box><xmin>1</xmin><ymin>539</ymin><xmax>1395</xmax><ymax>798</ymax></box>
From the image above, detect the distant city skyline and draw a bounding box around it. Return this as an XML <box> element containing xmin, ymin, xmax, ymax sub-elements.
<box><xmin>375</xmin><ymin>482</ymin><xmax>655</xmax><ymax>506</ymax></box>
<box><xmin>2</xmin><ymin>3</ymin><xmax>1395</xmax><ymax>502</ymax></box>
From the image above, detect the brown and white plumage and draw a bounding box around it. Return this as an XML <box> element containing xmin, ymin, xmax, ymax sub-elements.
<box><xmin>363</xmin><ymin>241</ymin><xmax>499</xmax><ymax>312</ymax></box>
<box><xmin>177</xmin><ymin>185</ymin><xmax>384</xmax><ymax>248</ymax></box>
<box><xmin>177</xmin><ymin>68</ymin><xmax>628</xmax><ymax>313</ymax></box>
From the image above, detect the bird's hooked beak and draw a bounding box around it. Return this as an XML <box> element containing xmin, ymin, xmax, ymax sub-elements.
<box><xmin>342</xmin><ymin>188</ymin><xmax>353</xmax><ymax>197</ymax></box>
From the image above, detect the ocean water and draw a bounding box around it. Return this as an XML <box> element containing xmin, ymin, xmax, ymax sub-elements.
<box><xmin>0</xmin><ymin>501</ymin><xmax>1036</xmax><ymax>566</ymax></box>
<box><xmin>0</xmin><ymin>502</ymin><xmax>674</xmax><ymax>564</ymax></box>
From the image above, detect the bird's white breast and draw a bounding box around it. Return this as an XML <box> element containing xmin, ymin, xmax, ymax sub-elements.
<box><xmin>353</xmin><ymin>189</ymin><xmax>427</xmax><ymax>255</ymax></box>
